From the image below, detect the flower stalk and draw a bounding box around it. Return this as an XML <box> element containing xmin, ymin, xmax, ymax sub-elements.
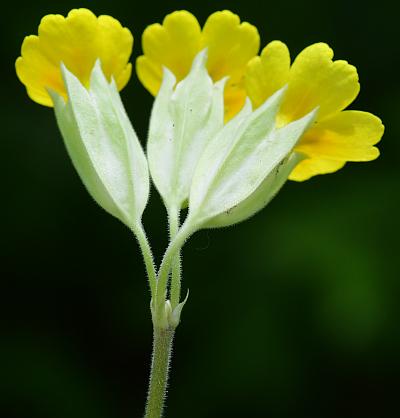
<box><xmin>133</xmin><ymin>224</ymin><xmax>157</xmax><ymax>296</ymax></box>
<box><xmin>168</xmin><ymin>206</ymin><xmax>182</xmax><ymax>310</ymax></box>
<box><xmin>152</xmin><ymin>221</ymin><xmax>193</xmax><ymax>328</ymax></box>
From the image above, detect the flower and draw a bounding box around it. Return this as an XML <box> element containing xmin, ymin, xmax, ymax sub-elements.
<box><xmin>245</xmin><ymin>41</ymin><xmax>384</xmax><ymax>181</ymax></box>
<box><xmin>136</xmin><ymin>10</ymin><xmax>260</xmax><ymax>120</ymax></box>
<box><xmin>16</xmin><ymin>8</ymin><xmax>133</xmax><ymax>107</ymax></box>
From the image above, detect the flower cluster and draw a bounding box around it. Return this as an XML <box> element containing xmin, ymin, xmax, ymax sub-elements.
<box><xmin>14</xmin><ymin>10</ymin><xmax>386</xmax><ymax>414</ymax></box>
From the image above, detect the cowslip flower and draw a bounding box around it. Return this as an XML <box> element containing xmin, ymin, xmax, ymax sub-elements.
<box><xmin>15</xmin><ymin>8</ymin><xmax>150</xmax><ymax>236</ymax></box>
<box><xmin>16</xmin><ymin>8</ymin><xmax>133</xmax><ymax>106</ymax></box>
<box><xmin>245</xmin><ymin>41</ymin><xmax>384</xmax><ymax>181</ymax></box>
<box><xmin>136</xmin><ymin>10</ymin><xmax>260</xmax><ymax>119</ymax></box>
<box><xmin>147</xmin><ymin>49</ymin><xmax>315</xmax><ymax>230</ymax></box>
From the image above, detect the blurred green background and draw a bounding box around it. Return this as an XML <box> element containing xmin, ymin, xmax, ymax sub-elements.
<box><xmin>1</xmin><ymin>0</ymin><xmax>399</xmax><ymax>417</ymax></box>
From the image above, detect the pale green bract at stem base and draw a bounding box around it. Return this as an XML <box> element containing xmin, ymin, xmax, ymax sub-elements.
<box><xmin>49</xmin><ymin>61</ymin><xmax>150</xmax><ymax>232</ymax></box>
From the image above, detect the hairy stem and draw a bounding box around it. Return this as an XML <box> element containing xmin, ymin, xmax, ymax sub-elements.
<box><xmin>155</xmin><ymin>221</ymin><xmax>192</xmax><ymax>316</ymax></box>
<box><xmin>168</xmin><ymin>206</ymin><xmax>182</xmax><ymax>309</ymax></box>
<box><xmin>144</xmin><ymin>327</ymin><xmax>175</xmax><ymax>418</ymax></box>
<box><xmin>134</xmin><ymin>224</ymin><xmax>157</xmax><ymax>298</ymax></box>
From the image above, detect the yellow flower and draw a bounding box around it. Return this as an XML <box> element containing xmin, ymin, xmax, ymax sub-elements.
<box><xmin>136</xmin><ymin>10</ymin><xmax>260</xmax><ymax>120</ymax></box>
<box><xmin>245</xmin><ymin>41</ymin><xmax>384</xmax><ymax>181</ymax></box>
<box><xmin>16</xmin><ymin>8</ymin><xmax>133</xmax><ymax>107</ymax></box>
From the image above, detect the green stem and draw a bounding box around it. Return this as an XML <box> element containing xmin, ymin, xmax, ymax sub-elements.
<box><xmin>155</xmin><ymin>221</ymin><xmax>192</xmax><ymax>316</ymax></box>
<box><xmin>134</xmin><ymin>224</ymin><xmax>157</xmax><ymax>298</ymax></box>
<box><xmin>144</xmin><ymin>326</ymin><xmax>175</xmax><ymax>418</ymax></box>
<box><xmin>168</xmin><ymin>206</ymin><xmax>182</xmax><ymax>310</ymax></box>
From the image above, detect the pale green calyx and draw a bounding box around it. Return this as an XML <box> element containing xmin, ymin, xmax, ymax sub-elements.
<box><xmin>147</xmin><ymin>49</ymin><xmax>226</xmax><ymax>211</ymax></box>
<box><xmin>185</xmin><ymin>87</ymin><xmax>318</xmax><ymax>230</ymax></box>
<box><xmin>49</xmin><ymin>61</ymin><xmax>150</xmax><ymax>231</ymax></box>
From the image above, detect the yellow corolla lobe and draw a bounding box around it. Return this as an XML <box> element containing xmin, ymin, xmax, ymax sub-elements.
<box><xmin>136</xmin><ymin>11</ymin><xmax>201</xmax><ymax>96</ymax></box>
<box><xmin>245</xmin><ymin>41</ymin><xmax>383</xmax><ymax>181</ymax></box>
<box><xmin>279</xmin><ymin>43</ymin><xmax>360</xmax><ymax>125</ymax></box>
<box><xmin>136</xmin><ymin>10</ymin><xmax>260</xmax><ymax>120</ymax></box>
<box><xmin>16</xmin><ymin>8</ymin><xmax>133</xmax><ymax>107</ymax></box>
<box><xmin>245</xmin><ymin>41</ymin><xmax>290</xmax><ymax>110</ymax></box>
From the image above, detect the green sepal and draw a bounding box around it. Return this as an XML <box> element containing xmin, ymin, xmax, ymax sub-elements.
<box><xmin>49</xmin><ymin>61</ymin><xmax>149</xmax><ymax>230</ymax></box>
<box><xmin>147</xmin><ymin>49</ymin><xmax>226</xmax><ymax>211</ymax></box>
<box><xmin>205</xmin><ymin>153</ymin><xmax>304</xmax><ymax>228</ymax></box>
<box><xmin>186</xmin><ymin>87</ymin><xmax>317</xmax><ymax>230</ymax></box>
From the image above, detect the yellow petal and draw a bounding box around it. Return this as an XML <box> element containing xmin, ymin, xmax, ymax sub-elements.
<box><xmin>278</xmin><ymin>43</ymin><xmax>360</xmax><ymax>125</ymax></box>
<box><xmin>136</xmin><ymin>10</ymin><xmax>259</xmax><ymax>120</ymax></box>
<box><xmin>16</xmin><ymin>8</ymin><xmax>133</xmax><ymax>107</ymax></box>
<box><xmin>136</xmin><ymin>56</ymin><xmax>164</xmax><ymax>96</ymax></box>
<box><xmin>289</xmin><ymin>157</ymin><xmax>346</xmax><ymax>182</ymax></box>
<box><xmin>202</xmin><ymin>10</ymin><xmax>259</xmax><ymax>120</ymax></box>
<box><xmin>245</xmin><ymin>41</ymin><xmax>290</xmax><ymax>109</ymax></box>
<box><xmin>202</xmin><ymin>10</ymin><xmax>260</xmax><ymax>82</ymax></box>
<box><xmin>136</xmin><ymin>10</ymin><xmax>201</xmax><ymax>95</ymax></box>
<box><xmin>295</xmin><ymin>110</ymin><xmax>383</xmax><ymax>162</ymax></box>
<box><xmin>96</xmin><ymin>15</ymin><xmax>134</xmax><ymax>90</ymax></box>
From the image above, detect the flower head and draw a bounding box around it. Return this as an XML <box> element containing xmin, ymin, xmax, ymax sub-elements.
<box><xmin>245</xmin><ymin>41</ymin><xmax>384</xmax><ymax>181</ymax></box>
<box><xmin>136</xmin><ymin>10</ymin><xmax>260</xmax><ymax>119</ymax></box>
<box><xmin>16</xmin><ymin>8</ymin><xmax>133</xmax><ymax>106</ymax></box>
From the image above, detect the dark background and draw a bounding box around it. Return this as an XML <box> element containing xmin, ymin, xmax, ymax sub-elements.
<box><xmin>1</xmin><ymin>0</ymin><xmax>399</xmax><ymax>417</ymax></box>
